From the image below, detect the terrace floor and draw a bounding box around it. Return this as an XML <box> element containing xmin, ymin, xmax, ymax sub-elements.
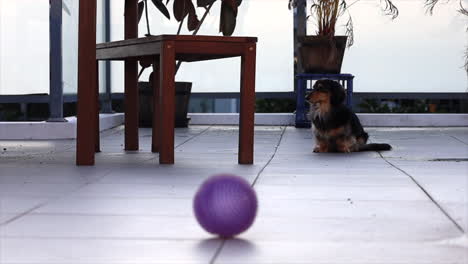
<box><xmin>0</xmin><ymin>125</ymin><xmax>467</xmax><ymax>264</ymax></box>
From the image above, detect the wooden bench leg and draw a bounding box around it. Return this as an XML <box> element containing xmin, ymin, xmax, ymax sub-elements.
<box><xmin>152</xmin><ymin>59</ymin><xmax>161</xmax><ymax>153</ymax></box>
<box><xmin>239</xmin><ymin>44</ymin><xmax>256</xmax><ymax>164</ymax></box>
<box><xmin>124</xmin><ymin>0</ymin><xmax>138</xmax><ymax>151</ymax></box>
<box><xmin>76</xmin><ymin>0</ymin><xmax>96</xmax><ymax>166</ymax></box>
<box><xmin>124</xmin><ymin>59</ymin><xmax>139</xmax><ymax>151</ymax></box>
<box><xmin>159</xmin><ymin>42</ymin><xmax>175</xmax><ymax>164</ymax></box>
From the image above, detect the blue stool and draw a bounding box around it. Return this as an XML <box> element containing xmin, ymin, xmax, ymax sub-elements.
<box><xmin>295</xmin><ymin>73</ymin><xmax>354</xmax><ymax>128</ymax></box>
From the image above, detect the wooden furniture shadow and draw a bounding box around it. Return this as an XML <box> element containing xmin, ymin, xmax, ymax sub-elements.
<box><xmin>76</xmin><ymin>35</ymin><xmax>257</xmax><ymax>165</ymax></box>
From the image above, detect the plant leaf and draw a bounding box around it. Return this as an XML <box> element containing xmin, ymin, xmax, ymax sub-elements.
<box><xmin>137</xmin><ymin>1</ymin><xmax>145</xmax><ymax>23</ymax></box>
<box><xmin>381</xmin><ymin>0</ymin><xmax>398</xmax><ymax>19</ymax></box>
<box><xmin>173</xmin><ymin>0</ymin><xmax>188</xmax><ymax>21</ymax></box>
<box><xmin>151</xmin><ymin>0</ymin><xmax>171</xmax><ymax>19</ymax></box>
<box><xmin>139</xmin><ymin>58</ymin><xmax>152</xmax><ymax>68</ymax></box>
<box><xmin>222</xmin><ymin>0</ymin><xmax>238</xmax><ymax>15</ymax></box>
<box><xmin>197</xmin><ymin>0</ymin><xmax>216</xmax><ymax>7</ymax></box>
<box><xmin>459</xmin><ymin>0</ymin><xmax>468</xmax><ymax>16</ymax></box>
<box><xmin>219</xmin><ymin>0</ymin><xmax>237</xmax><ymax>36</ymax></box>
<box><xmin>187</xmin><ymin>2</ymin><xmax>200</xmax><ymax>31</ymax></box>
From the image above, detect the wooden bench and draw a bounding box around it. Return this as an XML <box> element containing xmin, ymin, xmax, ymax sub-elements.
<box><xmin>76</xmin><ymin>33</ymin><xmax>257</xmax><ymax>165</ymax></box>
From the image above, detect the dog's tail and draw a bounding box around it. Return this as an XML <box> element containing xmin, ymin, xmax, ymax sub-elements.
<box><xmin>358</xmin><ymin>143</ymin><xmax>392</xmax><ymax>152</ymax></box>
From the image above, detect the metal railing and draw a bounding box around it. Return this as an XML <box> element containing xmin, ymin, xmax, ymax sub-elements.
<box><xmin>0</xmin><ymin>0</ymin><xmax>113</xmax><ymax>120</ymax></box>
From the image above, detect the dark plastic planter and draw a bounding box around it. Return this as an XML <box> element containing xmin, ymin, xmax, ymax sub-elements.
<box><xmin>138</xmin><ymin>81</ymin><xmax>192</xmax><ymax>128</ymax></box>
<box><xmin>298</xmin><ymin>36</ymin><xmax>348</xmax><ymax>74</ymax></box>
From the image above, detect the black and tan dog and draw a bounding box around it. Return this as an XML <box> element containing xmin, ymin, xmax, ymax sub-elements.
<box><xmin>306</xmin><ymin>79</ymin><xmax>391</xmax><ymax>153</ymax></box>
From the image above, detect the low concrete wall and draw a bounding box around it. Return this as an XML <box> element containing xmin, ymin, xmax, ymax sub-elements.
<box><xmin>189</xmin><ymin>113</ymin><xmax>295</xmax><ymax>126</ymax></box>
<box><xmin>358</xmin><ymin>114</ymin><xmax>468</xmax><ymax>127</ymax></box>
<box><xmin>0</xmin><ymin>113</ymin><xmax>124</xmax><ymax>140</ymax></box>
<box><xmin>189</xmin><ymin>113</ymin><xmax>468</xmax><ymax>127</ymax></box>
<box><xmin>1</xmin><ymin>113</ymin><xmax>466</xmax><ymax>140</ymax></box>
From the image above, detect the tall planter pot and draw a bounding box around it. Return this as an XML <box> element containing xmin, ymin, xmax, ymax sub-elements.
<box><xmin>139</xmin><ymin>81</ymin><xmax>192</xmax><ymax>128</ymax></box>
<box><xmin>298</xmin><ymin>36</ymin><xmax>348</xmax><ymax>74</ymax></box>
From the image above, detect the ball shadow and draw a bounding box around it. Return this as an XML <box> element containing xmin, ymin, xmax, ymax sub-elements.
<box><xmin>196</xmin><ymin>237</ymin><xmax>257</xmax><ymax>256</ymax></box>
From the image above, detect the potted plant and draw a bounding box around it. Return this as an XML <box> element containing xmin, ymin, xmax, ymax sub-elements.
<box><xmin>135</xmin><ymin>0</ymin><xmax>242</xmax><ymax>127</ymax></box>
<box><xmin>289</xmin><ymin>0</ymin><xmax>398</xmax><ymax>74</ymax></box>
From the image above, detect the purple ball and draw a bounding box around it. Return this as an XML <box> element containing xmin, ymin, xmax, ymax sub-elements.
<box><xmin>193</xmin><ymin>174</ymin><xmax>258</xmax><ymax>238</ymax></box>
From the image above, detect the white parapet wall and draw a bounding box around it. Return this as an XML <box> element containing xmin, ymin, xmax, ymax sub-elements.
<box><xmin>0</xmin><ymin>113</ymin><xmax>124</xmax><ymax>140</ymax></box>
<box><xmin>189</xmin><ymin>113</ymin><xmax>296</xmax><ymax>126</ymax></box>
<box><xmin>1</xmin><ymin>113</ymin><xmax>467</xmax><ymax>140</ymax></box>
<box><xmin>358</xmin><ymin>114</ymin><xmax>468</xmax><ymax>127</ymax></box>
<box><xmin>189</xmin><ymin>113</ymin><xmax>468</xmax><ymax>127</ymax></box>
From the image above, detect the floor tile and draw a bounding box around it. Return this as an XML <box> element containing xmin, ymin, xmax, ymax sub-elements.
<box><xmin>217</xmin><ymin>240</ymin><xmax>468</xmax><ymax>264</ymax></box>
<box><xmin>0</xmin><ymin>238</ymin><xmax>220</xmax><ymax>264</ymax></box>
<box><xmin>0</xmin><ymin>126</ymin><xmax>466</xmax><ymax>264</ymax></box>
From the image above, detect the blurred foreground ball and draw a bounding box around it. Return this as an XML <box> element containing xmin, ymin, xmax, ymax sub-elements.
<box><xmin>193</xmin><ymin>174</ymin><xmax>258</xmax><ymax>238</ymax></box>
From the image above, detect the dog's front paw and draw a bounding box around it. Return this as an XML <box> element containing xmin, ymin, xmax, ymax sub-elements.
<box><xmin>339</xmin><ymin>146</ymin><xmax>351</xmax><ymax>153</ymax></box>
<box><xmin>313</xmin><ymin>146</ymin><xmax>326</xmax><ymax>153</ymax></box>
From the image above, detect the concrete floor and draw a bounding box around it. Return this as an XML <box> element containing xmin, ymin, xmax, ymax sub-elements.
<box><xmin>0</xmin><ymin>126</ymin><xmax>467</xmax><ymax>263</ymax></box>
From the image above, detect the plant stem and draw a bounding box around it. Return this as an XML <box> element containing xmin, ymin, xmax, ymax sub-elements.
<box><xmin>175</xmin><ymin>2</ymin><xmax>215</xmax><ymax>74</ymax></box>
<box><xmin>193</xmin><ymin>3</ymin><xmax>215</xmax><ymax>36</ymax></box>
<box><xmin>177</xmin><ymin>16</ymin><xmax>186</xmax><ymax>35</ymax></box>
<box><xmin>138</xmin><ymin>67</ymin><xmax>147</xmax><ymax>78</ymax></box>
<box><xmin>139</xmin><ymin>0</ymin><xmax>151</xmax><ymax>82</ymax></box>
<box><xmin>144</xmin><ymin>0</ymin><xmax>151</xmax><ymax>35</ymax></box>
<box><xmin>346</xmin><ymin>0</ymin><xmax>361</xmax><ymax>10</ymax></box>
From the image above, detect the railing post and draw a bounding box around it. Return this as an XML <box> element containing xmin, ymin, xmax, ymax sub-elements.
<box><xmin>295</xmin><ymin>75</ymin><xmax>308</xmax><ymax>128</ymax></box>
<box><xmin>48</xmin><ymin>0</ymin><xmax>66</xmax><ymax>122</ymax></box>
<box><xmin>101</xmin><ymin>0</ymin><xmax>113</xmax><ymax>113</ymax></box>
<box><xmin>347</xmin><ymin>76</ymin><xmax>354</xmax><ymax>108</ymax></box>
<box><xmin>293</xmin><ymin>0</ymin><xmax>307</xmax><ymax>77</ymax></box>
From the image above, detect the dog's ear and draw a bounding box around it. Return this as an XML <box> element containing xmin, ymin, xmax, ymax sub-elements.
<box><xmin>313</xmin><ymin>80</ymin><xmax>325</xmax><ymax>91</ymax></box>
<box><xmin>329</xmin><ymin>81</ymin><xmax>346</xmax><ymax>106</ymax></box>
